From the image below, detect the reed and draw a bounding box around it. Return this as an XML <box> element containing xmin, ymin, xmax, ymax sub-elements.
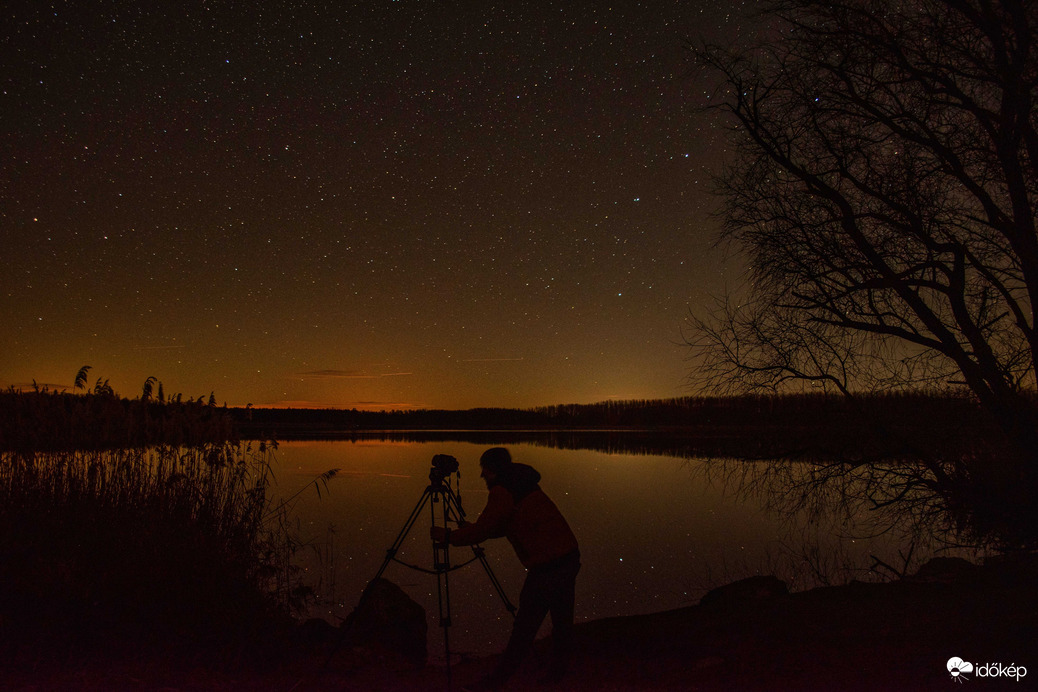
<box><xmin>0</xmin><ymin>387</ymin><xmax>237</xmax><ymax>451</ymax></box>
<box><xmin>0</xmin><ymin>441</ymin><xmax>299</xmax><ymax>656</ymax></box>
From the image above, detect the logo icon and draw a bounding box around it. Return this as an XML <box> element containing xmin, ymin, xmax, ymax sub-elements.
<box><xmin>948</xmin><ymin>657</ymin><xmax>974</xmax><ymax>683</ymax></box>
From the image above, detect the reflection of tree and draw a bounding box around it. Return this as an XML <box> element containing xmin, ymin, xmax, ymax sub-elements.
<box><xmin>687</xmin><ymin>0</ymin><xmax>1038</xmax><ymax>547</ymax></box>
<box><xmin>687</xmin><ymin>456</ymin><xmax>965</xmax><ymax>586</ymax></box>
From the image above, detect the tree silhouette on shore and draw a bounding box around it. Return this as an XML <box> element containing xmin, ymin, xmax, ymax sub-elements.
<box><xmin>688</xmin><ymin>0</ymin><xmax>1038</xmax><ymax>547</ymax></box>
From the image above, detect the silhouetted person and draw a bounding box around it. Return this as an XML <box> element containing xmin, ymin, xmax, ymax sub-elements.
<box><xmin>431</xmin><ymin>447</ymin><xmax>580</xmax><ymax>690</ymax></box>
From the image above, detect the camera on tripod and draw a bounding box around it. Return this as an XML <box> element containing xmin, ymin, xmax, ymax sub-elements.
<box><xmin>362</xmin><ymin>450</ymin><xmax>514</xmax><ymax>679</ymax></box>
<box><xmin>429</xmin><ymin>454</ymin><xmax>459</xmax><ymax>484</ymax></box>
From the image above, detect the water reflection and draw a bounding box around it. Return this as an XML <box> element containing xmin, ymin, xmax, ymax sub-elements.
<box><xmin>269</xmin><ymin>438</ymin><xmax>937</xmax><ymax>659</ymax></box>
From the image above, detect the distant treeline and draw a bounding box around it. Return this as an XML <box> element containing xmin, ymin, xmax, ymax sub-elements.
<box><xmin>233</xmin><ymin>391</ymin><xmax>996</xmax><ymax>461</ymax></box>
<box><xmin>0</xmin><ymin>388</ymin><xmax>236</xmax><ymax>452</ymax></box>
<box><xmin>234</xmin><ymin>391</ymin><xmax>982</xmax><ymax>432</ymax></box>
<box><xmin>1</xmin><ymin>386</ymin><xmax>1003</xmax><ymax>459</ymax></box>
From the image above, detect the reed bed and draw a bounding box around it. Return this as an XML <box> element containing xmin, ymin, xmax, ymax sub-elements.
<box><xmin>0</xmin><ymin>388</ymin><xmax>237</xmax><ymax>451</ymax></box>
<box><xmin>0</xmin><ymin>441</ymin><xmax>298</xmax><ymax>656</ymax></box>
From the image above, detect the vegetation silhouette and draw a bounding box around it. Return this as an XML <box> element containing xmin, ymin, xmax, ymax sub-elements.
<box><xmin>0</xmin><ymin>442</ymin><xmax>312</xmax><ymax>657</ymax></box>
<box><xmin>687</xmin><ymin>0</ymin><xmax>1038</xmax><ymax>550</ymax></box>
<box><xmin>1</xmin><ymin>375</ymin><xmax>235</xmax><ymax>452</ymax></box>
<box><xmin>0</xmin><ymin>371</ymin><xmax>327</xmax><ymax>666</ymax></box>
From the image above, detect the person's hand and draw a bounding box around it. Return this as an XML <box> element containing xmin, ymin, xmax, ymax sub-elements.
<box><xmin>430</xmin><ymin>525</ymin><xmax>448</xmax><ymax>544</ymax></box>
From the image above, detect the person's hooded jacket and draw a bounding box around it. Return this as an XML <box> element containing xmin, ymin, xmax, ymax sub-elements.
<box><xmin>448</xmin><ymin>463</ymin><xmax>578</xmax><ymax>569</ymax></box>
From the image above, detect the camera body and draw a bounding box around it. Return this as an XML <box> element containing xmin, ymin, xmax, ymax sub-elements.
<box><xmin>429</xmin><ymin>454</ymin><xmax>459</xmax><ymax>484</ymax></box>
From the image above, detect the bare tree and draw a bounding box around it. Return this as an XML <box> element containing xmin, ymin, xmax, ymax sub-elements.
<box><xmin>688</xmin><ymin>0</ymin><xmax>1038</xmax><ymax>547</ymax></box>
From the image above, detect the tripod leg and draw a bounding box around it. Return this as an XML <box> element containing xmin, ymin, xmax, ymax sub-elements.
<box><xmin>472</xmin><ymin>547</ymin><xmax>517</xmax><ymax>618</ymax></box>
<box><xmin>321</xmin><ymin>486</ymin><xmax>434</xmax><ymax>672</ymax></box>
<box><xmin>373</xmin><ymin>486</ymin><xmax>434</xmax><ymax>583</ymax></box>
<box><xmin>442</xmin><ymin>488</ymin><xmax>517</xmax><ymax>618</ymax></box>
<box><xmin>431</xmin><ymin>486</ymin><xmax>454</xmax><ymax>688</ymax></box>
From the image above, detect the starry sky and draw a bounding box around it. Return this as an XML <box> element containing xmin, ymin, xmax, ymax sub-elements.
<box><xmin>3</xmin><ymin>1</ymin><xmax>752</xmax><ymax>410</ymax></box>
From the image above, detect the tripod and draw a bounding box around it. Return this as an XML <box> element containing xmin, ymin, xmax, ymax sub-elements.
<box><xmin>371</xmin><ymin>463</ymin><xmax>516</xmax><ymax>687</ymax></box>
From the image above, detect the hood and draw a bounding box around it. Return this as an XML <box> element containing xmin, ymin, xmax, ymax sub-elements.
<box><xmin>497</xmin><ymin>462</ymin><xmax>541</xmax><ymax>501</ymax></box>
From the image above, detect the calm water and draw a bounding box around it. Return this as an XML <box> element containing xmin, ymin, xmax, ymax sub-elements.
<box><xmin>269</xmin><ymin>438</ymin><xmax>927</xmax><ymax>659</ymax></box>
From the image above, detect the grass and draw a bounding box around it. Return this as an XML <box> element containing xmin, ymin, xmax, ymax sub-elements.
<box><xmin>0</xmin><ymin>440</ymin><xmax>305</xmax><ymax>662</ymax></box>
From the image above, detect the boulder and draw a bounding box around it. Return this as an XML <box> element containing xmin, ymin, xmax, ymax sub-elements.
<box><xmin>911</xmin><ymin>557</ymin><xmax>979</xmax><ymax>583</ymax></box>
<box><xmin>295</xmin><ymin>617</ymin><xmax>338</xmax><ymax>646</ymax></box>
<box><xmin>341</xmin><ymin>578</ymin><xmax>427</xmax><ymax>665</ymax></box>
<box><xmin>699</xmin><ymin>575</ymin><xmax>788</xmax><ymax>609</ymax></box>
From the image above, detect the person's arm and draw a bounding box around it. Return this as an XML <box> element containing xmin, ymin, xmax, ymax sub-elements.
<box><xmin>449</xmin><ymin>486</ymin><xmax>513</xmax><ymax>545</ymax></box>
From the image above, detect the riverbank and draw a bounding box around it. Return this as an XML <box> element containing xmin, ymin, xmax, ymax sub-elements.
<box><xmin>5</xmin><ymin>554</ymin><xmax>1034</xmax><ymax>691</ymax></box>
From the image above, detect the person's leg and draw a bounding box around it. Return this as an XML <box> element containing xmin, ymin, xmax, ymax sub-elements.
<box><xmin>544</xmin><ymin>552</ymin><xmax>580</xmax><ymax>680</ymax></box>
<box><xmin>488</xmin><ymin>569</ymin><xmax>551</xmax><ymax>684</ymax></box>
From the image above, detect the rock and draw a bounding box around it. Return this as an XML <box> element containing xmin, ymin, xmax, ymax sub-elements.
<box><xmin>911</xmin><ymin>557</ymin><xmax>979</xmax><ymax>582</ymax></box>
<box><xmin>296</xmin><ymin>617</ymin><xmax>338</xmax><ymax>645</ymax></box>
<box><xmin>982</xmin><ymin>552</ymin><xmax>1038</xmax><ymax>587</ymax></box>
<box><xmin>341</xmin><ymin>578</ymin><xmax>427</xmax><ymax>666</ymax></box>
<box><xmin>699</xmin><ymin>575</ymin><xmax>788</xmax><ymax>608</ymax></box>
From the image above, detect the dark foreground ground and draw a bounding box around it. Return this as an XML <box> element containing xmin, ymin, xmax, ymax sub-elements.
<box><xmin>4</xmin><ymin>555</ymin><xmax>1035</xmax><ymax>691</ymax></box>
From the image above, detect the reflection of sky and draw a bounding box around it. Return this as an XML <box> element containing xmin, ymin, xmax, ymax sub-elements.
<box><xmin>271</xmin><ymin>439</ymin><xmax>916</xmax><ymax>659</ymax></box>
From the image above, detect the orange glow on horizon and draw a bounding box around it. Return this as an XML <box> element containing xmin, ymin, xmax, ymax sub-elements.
<box><xmin>251</xmin><ymin>400</ymin><xmax>425</xmax><ymax>411</ymax></box>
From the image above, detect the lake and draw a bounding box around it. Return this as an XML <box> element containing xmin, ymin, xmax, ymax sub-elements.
<box><xmin>268</xmin><ymin>437</ymin><xmax>961</xmax><ymax>660</ymax></box>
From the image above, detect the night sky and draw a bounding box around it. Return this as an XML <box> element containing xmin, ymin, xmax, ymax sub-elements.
<box><xmin>3</xmin><ymin>1</ymin><xmax>751</xmax><ymax>410</ymax></box>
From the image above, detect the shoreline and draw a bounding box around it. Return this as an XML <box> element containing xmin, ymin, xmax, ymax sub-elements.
<box><xmin>7</xmin><ymin>553</ymin><xmax>1034</xmax><ymax>691</ymax></box>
